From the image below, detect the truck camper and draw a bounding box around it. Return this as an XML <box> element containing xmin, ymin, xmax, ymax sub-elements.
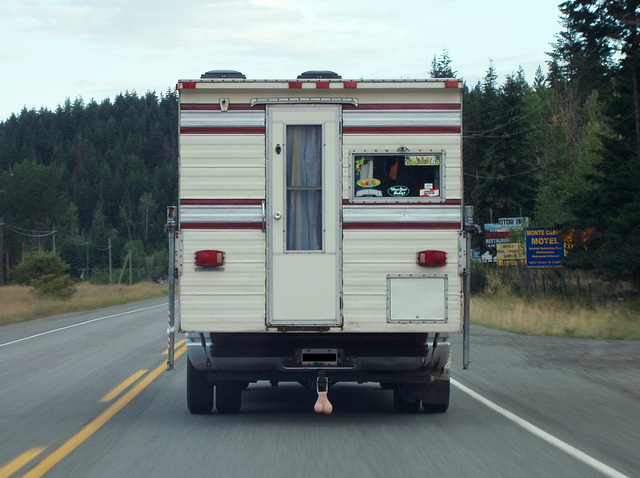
<box><xmin>168</xmin><ymin>69</ymin><xmax>470</xmax><ymax>414</ymax></box>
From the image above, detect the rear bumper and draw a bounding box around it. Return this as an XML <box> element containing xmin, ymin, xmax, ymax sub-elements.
<box><xmin>186</xmin><ymin>332</ymin><xmax>451</xmax><ymax>384</ymax></box>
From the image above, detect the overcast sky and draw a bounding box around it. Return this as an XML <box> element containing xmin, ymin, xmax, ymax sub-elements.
<box><xmin>0</xmin><ymin>0</ymin><xmax>563</xmax><ymax>121</ymax></box>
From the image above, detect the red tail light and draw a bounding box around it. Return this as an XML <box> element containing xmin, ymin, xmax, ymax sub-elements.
<box><xmin>417</xmin><ymin>250</ymin><xmax>447</xmax><ymax>267</ymax></box>
<box><xmin>195</xmin><ymin>250</ymin><xmax>225</xmax><ymax>267</ymax></box>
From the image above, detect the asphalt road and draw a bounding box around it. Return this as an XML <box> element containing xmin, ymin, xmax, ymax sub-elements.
<box><xmin>0</xmin><ymin>299</ymin><xmax>638</xmax><ymax>478</ymax></box>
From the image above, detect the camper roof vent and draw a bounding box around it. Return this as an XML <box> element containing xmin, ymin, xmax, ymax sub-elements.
<box><xmin>297</xmin><ymin>70</ymin><xmax>342</xmax><ymax>79</ymax></box>
<box><xmin>200</xmin><ymin>70</ymin><xmax>246</xmax><ymax>79</ymax></box>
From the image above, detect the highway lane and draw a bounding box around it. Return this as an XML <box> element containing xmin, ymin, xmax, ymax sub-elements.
<box><xmin>1</xmin><ymin>301</ymin><xmax>638</xmax><ymax>477</ymax></box>
<box><xmin>0</xmin><ymin>299</ymin><xmax>170</xmax><ymax>477</ymax></box>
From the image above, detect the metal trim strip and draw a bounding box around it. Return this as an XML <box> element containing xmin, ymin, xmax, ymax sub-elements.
<box><xmin>180</xmin><ymin>204</ymin><xmax>263</xmax><ymax>225</ymax></box>
<box><xmin>343</xmin><ymin>205</ymin><xmax>461</xmax><ymax>224</ymax></box>
<box><xmin>180</xmin><ymin>110</ymin><xmax>265</xmax><ymax>127</ymax></box>
<box><xmin>343</xmin><ymin>110</ymin><xmax>460</xmax><ymax>127</ymax></box>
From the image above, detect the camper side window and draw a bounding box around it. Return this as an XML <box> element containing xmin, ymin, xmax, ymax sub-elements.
<box><xmin>352</xmin><ymin>152</ymin><xmax>443</xmax><ymax>200</ymax></box>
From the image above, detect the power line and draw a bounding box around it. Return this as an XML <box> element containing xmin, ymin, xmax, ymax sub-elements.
<box><xmin>463</xmin><ymin>167</ymin><xmax>542</xmax><ymax>180</ymax></box>
<box><xmin>1</xmin><ymin>220</ymin><xmax>112</xmax><ymax>250</ymax></box>
<box><xmin>4</xmin><ymin>224</ymin><xmax>55</xmax><ymax>238</ymax></box>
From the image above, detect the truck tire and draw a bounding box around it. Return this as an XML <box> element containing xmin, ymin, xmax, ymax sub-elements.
<box><xmin>393</xmin><ymin>388</ymin><xmax>421</xmax><ymax>413</ymax></box>
<box><xmin>215</xmin><ymin>383</ymin><xmax>244</xmax><ymax>414</ymax></box>
<box><xmin>187</xmin><ymin>357</ymin><xmax>213</xmax><ymax>414</ymax></box>
<box><xmin>422</xmin><ymin>380</ymin><xmax>450</xmax><ymax>414</ymax></box>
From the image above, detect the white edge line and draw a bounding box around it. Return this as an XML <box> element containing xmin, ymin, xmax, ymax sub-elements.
<box><xmin>0</xmin><ymin>304</ymin><xmax>166</xmax><ymax>348</ymax></box>
<box><xmin>451</xmin><ymin>378</ymin><xmax>630</xmax><ymax>478</ymax></box>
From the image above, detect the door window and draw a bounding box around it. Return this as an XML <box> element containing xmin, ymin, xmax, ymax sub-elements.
<box><xmin>286</xmin><ymin>125</ymin><xmax>323</xmax><ymax>250</ymax></box>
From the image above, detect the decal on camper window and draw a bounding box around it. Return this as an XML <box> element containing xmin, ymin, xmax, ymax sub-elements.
<box><xmin>356</xmin><ymin>189</ymin><xmax>383</xmax><ymax>197</ymax></box>
<box><xmin>356</xmin><ymin>178</ymin><xmax>381</xmax><ymax>188</ymax></box>
<box><xmin>387</xmin><ymin>185</ymin><xmax>410</xmax><ymax>197</ymax></box>
<box><xmin>352</xmin><ymin>152</ymin><xmax>443</xmax><ymax>200</ymax></box>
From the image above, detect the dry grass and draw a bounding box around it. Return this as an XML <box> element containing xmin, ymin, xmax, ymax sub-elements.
<box><xmin>2</xmin><ymin>281</ymin><xmax>637</xmax><ymax>340</ymax></box>
<box><xmin>0</xmin><ymin>282</ymin><xmax>167</xmax><ymax>326</ymax></box>
<box><xmin>471</xmin><ymin>293</ymin><xmax>640</xmax><ymax>340</ymax></box>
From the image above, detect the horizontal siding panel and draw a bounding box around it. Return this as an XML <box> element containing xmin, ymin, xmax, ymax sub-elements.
<box><xmin>343</xmin><ymin>110</ymin><xmax>460</xmax><ymax>128</ymax></box>
<box><xmin>182</xmin><ymin>157</ymin><xmax>264</xmax><ymax>168</ymax></box>
<box><xmin>181</xmin><ymin>302</ymin><xmax>265</xmax><ymax>332</ymax></box>
<box><xmin>180</xmin><ymin>230</ymin><xmax>266</xmax><ymax>331</ymax></box>
<box><xmin>342</xmin><ymin>229</ymin><xmax>462</xmax><ymax>332</ymax></box>
<box><xmin>180</xmin><ymin>133</ymin><xmax>264</xmax><ymax>152</ymax></box>
<box><xmin>179</xmin><ymin>135</ymin><xmax>265</xmax><ymax>166</ymax></box>
<box><xmin>180</xmin><ymin>110</ymin><xmax>265</xmax><ymax>128</ymax></box>
<box><xmin>180</xmin><ymin>134</ymin><xmax>265</xmax><ymax>198</ymax></box>
<box><xmin>181</xmin><ymin>174</ymin><xmax>264</xmax><ymax>199</ymax></box>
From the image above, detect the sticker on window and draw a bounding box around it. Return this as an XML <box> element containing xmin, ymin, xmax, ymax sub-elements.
<box><xmin>356</xmin><ymin>178</ymin><xmax>381</xmax><ymax>188</ymax></box>
<box><xmin>356</xmin><ymin>189</ymin><xmax>383</xmax><ymax>197</ymax></box>
<box><xmin>387</xmin><ymin>185</ymin><xmax>410</xmax><ymax>197</ymax></box>
<box><xmin>405</xmin><ymin>155</ymin><xmax>440</xmax><ymax>166</ymax></box>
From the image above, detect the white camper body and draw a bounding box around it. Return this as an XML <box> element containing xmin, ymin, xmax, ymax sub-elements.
<box><xmin>175</xmin><ymin>70</ymin><xmax>466</xmax><ymax>414</ymax></box>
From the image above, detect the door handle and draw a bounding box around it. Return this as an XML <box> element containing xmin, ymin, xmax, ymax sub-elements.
<box><xmin>274</xmin><ymin>212</ymin><xmax>282</xmax><ymax>220</ymax></box>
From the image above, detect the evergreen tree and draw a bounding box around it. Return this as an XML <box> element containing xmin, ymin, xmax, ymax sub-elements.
<box><xmin>463</xmin><ymin>63</ymin><xmax>538</xmax><ymax>227</ymax></box>
<box><xmin>429</xmin><ymin>49</ymin><xmax>458</xmax><ymax>78</ymax></box>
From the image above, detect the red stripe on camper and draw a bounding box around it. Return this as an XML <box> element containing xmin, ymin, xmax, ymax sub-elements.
<box><xmin>180</xmin><ymin>222</ymin><xmax>263</xmax><ymax>230</ymax></box>
<box><xmin>342</xmin><ymin>103</ymin><xmax>460</xmax><ymax>111</ymax></box>
<box><xmin>180</xmin><ymin>103</ymin><xmax>264</xmax><ymax>111</ymax></box>
<box><xmin>180</xmin><ymin>199</ymin><xmax>263</xmax><ymax>206</ymax></box>
<box><xmin>343</xmin><ymin>222</ymin><xmax>460</xmax><ymax>230</ymax></box>
<box><xmin>343</xmin><ymin>126</ymin><xmax>460</xmax><ymax>134</ymax></box>
<box><xmin>180</xmin><ymin>127</ymin><xmax>265</xmax><ymax>134</ymax></box>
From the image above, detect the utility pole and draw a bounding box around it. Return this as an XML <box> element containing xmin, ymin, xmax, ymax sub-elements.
<box><xmin>0</xmin><ymin>217</ymin><xmax>4</xmax><ymax>286</ymax></box>
<box><xmin>166</xmin><ymin>206</ymin><xmax>177</xmax><ymax>370</ymax></box>
<box><xmin>85</xmin><ymin>241</ymin><xmax>90</xmax><ymax>280</ymax></box>
<box><xmin>108</xmin><ymin>238</ymin><xmax>112</xmax><ymax>285</ymax></box>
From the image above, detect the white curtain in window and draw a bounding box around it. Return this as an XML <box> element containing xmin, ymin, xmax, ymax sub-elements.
<box><xmin>286</xmin><ymin>125</ymin><xmax>322</xmax><ymax>251</ymax></box>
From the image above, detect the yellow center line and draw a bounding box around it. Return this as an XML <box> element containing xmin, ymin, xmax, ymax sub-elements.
<box><xmin>0</xmin><ymin>447</ymin><xmax>46</xmax><ymax>478</ymax></box>
<box><xmin>100</xmin><ymin>369</ymin><xmax>148</xmax><ymax>403</ymax></box>
<box><xmin>162</xmin><ymin>338</ymin><xmax>186</xmax><ymax>356</ymax></box>
<box><xmin>23</xmin><ymin>345</ymin><xmax>187</xmax><ymax>478</ymax></box>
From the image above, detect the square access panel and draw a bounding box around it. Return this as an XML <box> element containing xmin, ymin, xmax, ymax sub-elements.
<box><xmin>387</xmin><ymin>275</ymin><xmax>448</xmax><ymax>323</ymax></box>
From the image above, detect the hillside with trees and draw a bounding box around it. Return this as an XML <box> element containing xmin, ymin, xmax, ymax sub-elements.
<box><xmin>0</xmin><ymin>90</ymin><xmax>178</xmax><ymax>283</ymax></box>
<box><xmin>0</xmin><ymin>0</ymin><xmax>638</xmax><ymax>289</ymax></box>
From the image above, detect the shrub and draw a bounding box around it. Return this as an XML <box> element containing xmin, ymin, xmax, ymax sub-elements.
<box><xmin>470</xmin><ymin>261</ymin><xmax>489</xmax><ymax>294</ymax></box>
<box><xmin>31</xmin><ymin>274</ymin><xmax>77</xmax><ymax>299</ymax></box>
<box><xmin>10</xmin><ymin>251</ymin><xmax>77</xmax><ymax>299</ymax></box>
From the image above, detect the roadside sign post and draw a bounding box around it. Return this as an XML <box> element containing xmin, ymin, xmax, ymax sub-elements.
<box><xmin>166</xmin><ymin>206</ymin><xmax>177</xmax><ymax>371</ymax></box>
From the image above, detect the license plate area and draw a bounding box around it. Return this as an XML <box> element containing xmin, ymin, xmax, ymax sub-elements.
<box><xmin>301</xmin><ymin>349</ymin><xmax>339</xmax><ymax>367</ymax></box>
